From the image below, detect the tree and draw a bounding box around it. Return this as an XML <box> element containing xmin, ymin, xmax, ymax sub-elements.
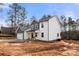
<box><xmin>61</xmin><ymin>15</ymin><xmax>67</xmax><ymax>32</ymax></box>
<box><xmin>40</xmin><ymin>15</ymin><xmax>47</xmax><ymax>21</ymax></box>
<box><xmin>68</xmin><ymin>17</ymin><xmax>75</xmax><ymax>31</ymax></box>
<box><xmin>76</xmin><ymin>19</ymin><xmax>79</xmax><ymax>31</ymax></box>
<box><xmin>72</xmin><ymin>23</ymin><xmax>76</xmax><ymax>31</ymax></box>
<box><xmin>7</xmin><ymin>3</ymin><xmax>26</xmax><ymax>32</ymax></box>
<box><xmin>47</xmin><ymin>15</ymin><xmax>51</xmax><ymax>18</ymax></box>
<box><xmin>31</xmin><ymin>16</ymin><xmax>37</xmax><ymax>21</ymax></box>
<box><xmin>67</xmin><ymin>17</ymin><xmax>76</xmax><ymax>39</ymax></box>
<box><xmin>42</xmin><ymin>15</ymin><xmax>47</xmax><ymax>19</ymax></box>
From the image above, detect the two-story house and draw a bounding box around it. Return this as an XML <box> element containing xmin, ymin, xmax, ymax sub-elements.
<box><xmin>17</xmin><ymin>15</ymin><xmax>62</xmax><ymax>41</ymax></box>
<box><xmin>35</xmin><ymin>15</ymin><xmax>62</xmax><ymax>41</ymax></box>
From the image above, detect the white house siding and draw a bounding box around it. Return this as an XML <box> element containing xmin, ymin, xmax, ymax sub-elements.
<box><xmin>17</xmin><ymin>31</ymin><xmax>28</xmax><ymax>40</ymax></box>
<box><xmin>49</xmin><ymin>17</ymin><xmax>61</xmax><ymax>40</ymax></box>
<box><xmin>17</xmin><ymin>33</ymin><xmax>23</xmax><ymax>40</ymax></box>
<box><xmin>38</xmin><ymin>21</ymin><xmax>49</xmax><ymax>41</ymax></box>
<box><xmin>24</xmin><ymin>31</ymin><xmax>28</xmax><ymax>40</ymax></box>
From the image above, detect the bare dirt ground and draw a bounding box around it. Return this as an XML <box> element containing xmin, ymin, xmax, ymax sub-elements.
<box><xmin>0</xmin><ymin>37</ymin><xmax>16</xmax><ymax>40</ymax></box>
<box><xmin>0</xmin><ymin>39</ymin><xmax>79</xmax><ymax>56</ymax></box>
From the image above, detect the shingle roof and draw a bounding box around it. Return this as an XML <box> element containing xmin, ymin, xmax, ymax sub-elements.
<box><xmin>27</xmin><ymin>30</ymin><xmax>35</xmax><ymax>32</ymax></box>
<box><xmin>31</xmin><ymin>20</ymin><xmax>39</xmax><ymax>25</ymax></box>
<box><xmin>39</xmin><ymin>15</ymin><xmax>52</xmax><ymax>22</ymax></box>
<box><xmin>39</xmin><ymin>15</ymin><xmax>63</xmax><ymax>26</ymax></box>
<box><xmin>16</xmin><ymin>24</ymin><xmax>30</xmax><ymax>33</ymax></box>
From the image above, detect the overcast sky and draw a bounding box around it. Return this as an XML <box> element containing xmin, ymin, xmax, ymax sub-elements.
<box><xmin>0</xmin><ymin>3</ymin><xmax>79</xmax><ymax>26</ymax></box>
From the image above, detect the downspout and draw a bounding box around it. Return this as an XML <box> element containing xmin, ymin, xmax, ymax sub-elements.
<box><xmin>23</xmin><ymin>31</ymin><xmax>24</xmax><ymax>41</ymax></box>
<box><xmin>48</xmin><ymin>20</ymin><xmax>49</xmax><ymax>41</ymax></box>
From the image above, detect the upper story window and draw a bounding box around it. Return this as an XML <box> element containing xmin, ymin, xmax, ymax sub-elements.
<box><xmin>41</xmin><ymin>23</ymin><xmax>44</xmax><ymax>28</ymax></box>
<box><xmin>35</xmin><ymin>24</ymin><xmax>38</xmax><ymax>29</ymax></box>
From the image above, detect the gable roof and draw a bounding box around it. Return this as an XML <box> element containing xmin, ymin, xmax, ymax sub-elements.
<box><xmin>16</xmin><ymin>24</ymin><xmax>30</xmax><ymax>33</ymax></box>
<box><xmin>31</xmin><ymin>20</ymin><xmax>39</xmax><ymax>25</ymax></box>
<box><xmin>39</xmin><ymin>15</ymin><xmax>52</xmax><ymax>22</ymax></box>
<box><xmin>39</xmin><ymin>15</ymin><xmax>63</xmax><ymax>26</ymax></box>
<box><xmin>16</xmin><ymin>27</ymin><xmax>23</xmax><ymax>33</ymax></box>
<box><xmin>52</xmin><ymin>15</ymin><xmax>63</xmax><ymax>26</ymax></box>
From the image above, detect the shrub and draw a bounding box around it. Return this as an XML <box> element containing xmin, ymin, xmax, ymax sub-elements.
<box><xmin>0</xmin><ymin>33</ymin><xmax>15</xmax><ymax>37</ymax></box>
<box><xmin>61</xmin><ymin>31</ymin><xmax>79</xmax><ymax>40</ymax></box>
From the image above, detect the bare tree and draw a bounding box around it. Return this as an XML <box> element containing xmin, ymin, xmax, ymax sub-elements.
<box><xmin>7</xmin><ymin>3</ymin><xmax>27</xmax><ymax>32</ymax></box>
<box><xmin>61</xmin><ymin>15</ymin><xmax>67</xmax><ymax>32</ymax></box>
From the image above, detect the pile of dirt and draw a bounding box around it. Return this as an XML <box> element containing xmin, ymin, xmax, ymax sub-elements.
<box><xmin>62</xmin><ymin>50</ymin><xmax>79</xmax><ymax>56</ymax></box>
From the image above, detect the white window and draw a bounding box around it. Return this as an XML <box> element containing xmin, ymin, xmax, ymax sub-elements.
<box><xmin>41</xmin><ymin>23</ymin><xmax>44</xmax><ymax>28</ymax></box>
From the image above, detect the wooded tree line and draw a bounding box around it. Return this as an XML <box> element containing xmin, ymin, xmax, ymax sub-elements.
<box><xmin>61</xmin><ymin>16</ymin><xmax>77</xmax><ymax>31</ymax></box>
<box><xmin>61</xmin><ymin>16</ymin><xmax>79</xmax><ymax>39</ymax></box>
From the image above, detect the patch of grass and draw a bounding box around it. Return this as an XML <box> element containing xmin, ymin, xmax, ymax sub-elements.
<box><xmin>0</xmin><ymin>33</ymin><xmax>15</xmax><ymax>37</ymax></box>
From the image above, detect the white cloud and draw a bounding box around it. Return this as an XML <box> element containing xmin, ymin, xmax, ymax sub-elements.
<box><xmin>0</xmin><ymin>17</ymin><xmax>7</xmax><ymax>27</ymax></box>
<box><xmin>73</xmin><ymin>3</ymin><xmax>79</xmax><ymax>6</ymax></box>
<box><xmin>64</xmin><ymin>11</ymin><xmax>77</xmax><ymax>21</ymax></box>
<box><xmin>0</xmin><ymin>4</ymin><xmax>10</xmax><ymax>9</ymax></box>
<box><xmin>65</xmin><ymin>11</ymin><xmax>75</xmax><ymax>18</ymax></box>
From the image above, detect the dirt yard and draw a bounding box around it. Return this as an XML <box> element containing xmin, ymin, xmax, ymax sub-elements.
<box><xmin>0</xmin><ymin>39</ymin><xmax>79</xmax><ymax>56</ymax></box>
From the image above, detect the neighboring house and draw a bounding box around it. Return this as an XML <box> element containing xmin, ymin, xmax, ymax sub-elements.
<box><xmin>1</xmin><ymin>27</ymin><xmax>15</xmax><ymax>34</ymax></box>
<box><xmin>17</xmin><ymin>15</ymin><xmax>62</xmax><ymax>41</ymax></box>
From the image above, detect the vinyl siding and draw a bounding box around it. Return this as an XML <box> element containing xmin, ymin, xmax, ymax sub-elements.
<box><xmin>38</xmin><ymin>21</ymin><xmax>49</xmax><ymax>41</ymax></box>
<box><xmin>49</xmin><ymin>17</ymin><xmax>61</xmax><ymax>40</ymax></box>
